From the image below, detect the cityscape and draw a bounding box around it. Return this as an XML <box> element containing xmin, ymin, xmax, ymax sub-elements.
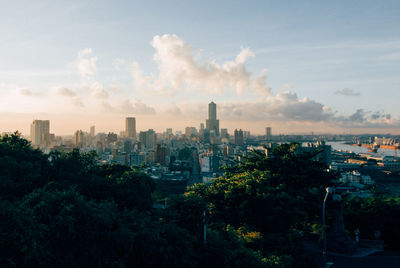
<box><xmin>1</xmin><ymin>1</ymin><xmax>400</xmax><ymax>267</ymax></box>
<box><xmin>22</xmin><ymin>100</ymin><xmax>400</xmax><ymax>194</ymax></box>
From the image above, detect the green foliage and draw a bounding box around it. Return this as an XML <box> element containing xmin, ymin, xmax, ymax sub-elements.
<box><xmin>153</xmin><ymin>180</ymin><xmax>188</xmax><ymax>200</ymax></box>
<box><xmin>0</xmin><ymin>200</ymin><xmax>38</xmax><ymax>267</ymax></box>
<box><xmin>110</xmin><ymin>170</ymin><xmax>155</xmax><ymax>210</ymax></box>
<box><xmin>7</xmin><ymin>189</ymin><xmax>200</xmax><ymax>267</ymax></box>
<box><xmin>0</xmin><ymin>135</ymin><xmax>342</xmax><ymax>267</ymax></box>
<box><xmin>226</xmin><ymin>143</ymin><xmax>334</xmax><ymax>193</ymax></box>
<box><xmin>162</xmin><ymin>143</ymin><xmax>334</xmax><ymax>267</ymax></box>
<box><xmin>164</xmin><ymin>195</ymin><xmax>207</xmax><ymax>234</ymax></box>
<box><xmin>0</xmin><ymin>132</ymin><xmax>49</xmax><ymax>200</ymax></box>
<box><xmin>343</xmin><ymin>196</ymin><xmax>400</xmax><ymax>250</ymax></box>
<box><xmin>185</xmin><ymin>144</ymin><xmax>333</xmax><ymax>252</ymax></box>
<box><xmin>200</xmin><ymin>228</ymin><xmax>286</xmax><ymax>268</ymax></box>
<box><xmin>46</xmin><ymin>151</ymin><xmax>155</xmax><ymax>210</ymax></box>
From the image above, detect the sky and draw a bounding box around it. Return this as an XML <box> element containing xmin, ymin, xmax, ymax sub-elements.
<box><xmin>0</xmin><ymin>0</ymin><xmax>400</xmax><ymax>135</ymax></box>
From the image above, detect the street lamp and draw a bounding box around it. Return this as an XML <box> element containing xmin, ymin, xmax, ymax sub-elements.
<box><xmin>203</xmin><ymin>209</ymin><xmax>207</xmax><ymax>248</ymax></box>
<box><xmin>322</xmin><ymin>187</ymin><xmax>333</xmax><ymax>262</ymax></box>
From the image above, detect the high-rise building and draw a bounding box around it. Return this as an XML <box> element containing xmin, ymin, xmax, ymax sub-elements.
<box><xmin>265</xmin><ymin>127</ymin><xmax>272</xmax><ymax>138</ymax></box>
<box><xmin>234</xmin><ymin>129</ymin><xmax>244</xmax><ymax>146</ymax></box>
<box><xmin>130</xmin><ymin>152</ymin><xmax>146</xmax><ymax>166</ymax></box>
<box><xmin>156</xmin><ymin>144</ymin><xmax>167</xmax><ymax>165</ymax></box>
<box><xmin>221</xmin><ymin>128</ymin><xmax>229</xmax><ymax>139</ymax></box>
<box><xmin>30</xmin><ymin>120</ymin><xmax>50</xmax><ymax>147</ymax></box>
<box><xmin>90</xmin><ymin>126</ymin><xmax>95</xmax><ymax>137</ymax></box>
<box><xmin>165</xmin><ymin>128</ymin><xmax>173</xmax><ymax>140</ymax></box>
<box><xmin>125</xmin><ymin>117</ymin><xmax>136</xmax><ymax>139</ymax></box>
<box><xmin>124</xmin><ymin>139</ymin><xmax>133</xmax><ymax>153</ymax></box>
<box><xmin>203</xmin><ymin>129</ymin><xmax>210</xmax><ymax>144</ymax></box>
<box><xmin>73</xmin><ymin>130</ymin><xmax>85</xmax><ymax>148</ymax></box>
<box><xmin>139</xmin><ymin>132</ymin><xmax>146</xmax><ymax>147</ymax></box>
<box><xmin>206</xmin><ymin>101</ymin><xmax>220</xmax><ymax>136</ymax></box>
<box><xmin>185</xmin><ymin>127</ymin><xmax>197</xmax><ymax>137</ymax></box>
<box><xmin>139</xmin><ymin>129</ymin><xmax>157</xmax><ymax>149</ymax></box>
<box><xmin>106</xmin><ymin>132</ymin><xmax>118</xmax><ymax>144</ymax></box>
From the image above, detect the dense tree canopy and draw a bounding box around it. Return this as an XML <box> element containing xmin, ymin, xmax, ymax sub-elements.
<box><xmin>343</xmin><ymin>196</ymin><xmax>400</xmax><ymax>250</ymax></box>
<box><xmin>0</xmin><ymin>132</ymin><xmax>49</xmax><ymax>200</ymax></box>
<box><xmin>178</xmin><ymin>143</ymin><xmax>334</xmax><ymax>263</ymax></box>
<box><xmin>0</xmin><ymin>133</ymin><xmax>281</xmax><ymax>267</ymax></box>
<box><xmin>2</xmin><ymin>133</ymin><xmax>396</xmax><ymax>267</ymax></box>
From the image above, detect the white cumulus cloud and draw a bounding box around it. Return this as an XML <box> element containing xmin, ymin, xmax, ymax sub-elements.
<box><xmin>90</xmin><ymin>82</ymin><xmax>109</xmax><ymax>99</ymax></box>
<box><xmin>101</xmin><ymin>99</ymin><xmax>156</xmax><ymax>115</ymax></box>
<box><xmin>130</xmin><ymin>34</ymin><xmax>271</xmax><ymax>96</ymax></box>
<box><xmin>77</xmin><ymin>48</ymin><xmax>97</xmax><ymax>77</ymax></box>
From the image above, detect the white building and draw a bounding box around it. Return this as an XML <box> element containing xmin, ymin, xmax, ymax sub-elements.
<box><xmin>30</xmin><ymin>120</ymin><xmax>50</xmax><ymax>148</ymax></box>
<box><xmin>340</xmin><ymin>171</ymin><xmax>374</xmax><ymax>185</ymax></box>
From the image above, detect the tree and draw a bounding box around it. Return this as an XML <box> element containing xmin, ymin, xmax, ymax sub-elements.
<box><xmin>178</xmin><ymin>143</ymin><xmax>333</xmax><ymax>265</ymax></box>
<box><xmin>343</xmin><ymin>196</ymin><xmax>400</xmax><ymax>250</ymax></box>
<box><xmin>0</xmin><ymin>132</ymin><xmax>49</xmax><ymax>200</ymax></box>
<box><xmin>0</xmin><ymin>135</ymin><xmax>332</xmax><ymax>267</ymax></box>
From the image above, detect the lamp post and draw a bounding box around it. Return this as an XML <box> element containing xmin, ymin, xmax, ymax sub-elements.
<box><xmin>203</xmin><ymin>209</ymin><xmax>207</xmax><ymax>248</ymax></box>
<box><xmin>322</xmin><ymin>187</ymin><xmax>333</xmax><ymax>263</ymax></box>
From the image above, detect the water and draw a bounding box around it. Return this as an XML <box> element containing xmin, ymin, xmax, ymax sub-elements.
<box><xmin>326</xmin><ymin>142</ymin><xmax>398</xmax><ymax>157</ymax></box>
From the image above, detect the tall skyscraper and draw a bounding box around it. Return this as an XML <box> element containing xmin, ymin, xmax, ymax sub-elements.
<box><xmin>125</xmin><ymin>117</ymin><xmax>136</xmax><ymax>139</ymax></box>
<box><xmin>206</xmin><ymin>101</ymin><xmax>220</xmax><ymax>136</ymax></box>
<box><xmin>30</xmin><ymin>120</ymin><xmax>50</xmax><ymax>147</ymax></box>
<box><xmin>265</xmin><ymin>127</ymin><xmax>272</xmax><ymax>138</ymax></box>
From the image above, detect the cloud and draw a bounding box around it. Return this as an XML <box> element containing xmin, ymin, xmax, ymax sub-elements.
<box><xmin>16</xmin><ymin>35</ymin><xmax>393</xmax><ymax>132</ymax></box>
<box><xmin>71</xmin><ymin>98</ymin><xmax>84</xmax><ymax>108</ymax></box>
<box><xmin>112</xmin><ymin>58</ymin><xmax>126</xmax><ymax>70</ymax></box>
<box><xmin>334</xmin><ymin>109</ymin><xmax>398</xmax><ymax>128</ymax></box>
<box><xmin>108</xmin><ymin>83</ymin><xmax>124</xmax><ymax>94</ymax></box>
<box><xmin>122</xmin><ymin>34</ymin><xmax>396</xmax><ymax>129</ymax></box>
<box><xmin>164</xmin><ymin>102</ymin><xmax>182</xmax><ymax>115</ymax></box>
<box><xmin>130</xmin><ymin>61</ymin><xmax>152</xmax><ymax>90</ymax></box>
<box><xmin>211</xmin><ymin>92</ymin><xmax>333</xmax><ymax>122</ymax></box>
<box><xmin>56</xmin><ymin>87</ymin><xmax>76</xmax><ymax>97</ymax></box>
<box><xmin>54</xmin><ymin>87</ymin><xmax>84</xmax><ymax>108</ymax></box>
<box><xmin>77</xmin><ymin>48</ymin><xmax>97</xmax><ymax>77</ymax></box>
<box><xmin>130</xmin><ymin>34</ymin><xmax>271</xmax><ymax>96</ymax></box>
<box><xmin>335</xmin><ymin>88</ymin><xmax>360</xmax><ymax>96</ymax></box>
<box><xmin>120</xmin><ymin>99</ymin><xmax>156</xmax><ymax>115</ymax></box>
<box><xmin>101</xmin><ymin>99</ymin><xmax>156</xmax><ymax>115</ymax></box>
<box><xmin>19</xmin><ymin>89</ymin><xmax>42</xmax><ymax>96</ymax></box>
<box><xmin>90</xmin><ymin>82</ymin><xmax>109</xmax><ymax>99</ymax></box>
<box><xmin>164</xmin><ymin>97</ymin><xmax>399</xmax><ymax>129</ymax></box>
<box><xmin>101</xmin><ymin>101</ymin><xmax>116</xmax><ymax>112</ymax></box>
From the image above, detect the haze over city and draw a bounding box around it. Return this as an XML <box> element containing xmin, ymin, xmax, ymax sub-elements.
<box><xmin>1</xmin><ymin>0</ymin><xmax>399</xmax><ymax>135</ymax></box>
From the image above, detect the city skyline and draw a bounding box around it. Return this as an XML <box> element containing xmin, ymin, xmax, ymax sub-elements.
<box><xmin>2</xmin><ymin>2</ymin><xmax>400</xmax><ymax>267</ymax></box>
<box><xmin>4</xmin><ymin>101</ymin><xmax>400</xmax><ymax>136</ymax></box>
<box><xmin>1</xmin><ymin>1</ymin><xmax>400</xmax><ymax>135</ymax></box>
